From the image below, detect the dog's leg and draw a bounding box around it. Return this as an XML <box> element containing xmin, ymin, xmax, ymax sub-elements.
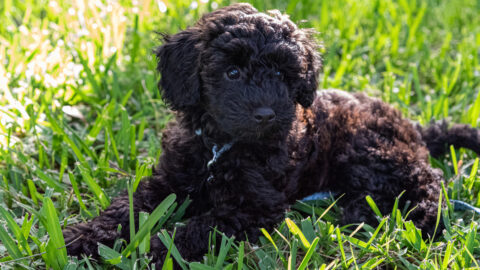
<box><xmin>403</xmin><ymin>165</ymin><xmax>444</xmax><ymax>237</ymax></box>
<box><xmin>339</xmin><ymin>192</ymin><xmax>389</xmax><ymax>227</ymax></box>
<box><xmin>340</xmin><ymin>182</ymin><xmax>442</xmax><ymax>238</ymax></box>
<box><xmin>63</xmin><ymin>179</ymin><xmax>175</xmax><ymax>257</ymax></box>
<box><xmin>148</xmin><ymin>176</ymin><xmax>288</xmax><ymax>266</ymax></box>
<box><xmin>149</xmin><ymin>205</ymin><xmax>285</xmax><ymax>265</ymax></box>
<box><xmin>63</xmin><ymin>194</ymin><xmax>132</xmax><ymax>257</ymax></box>
<box><xmin>332</xmin><ymin>154</ymin><xmax>443</xmax><ymax>238</ymax></box>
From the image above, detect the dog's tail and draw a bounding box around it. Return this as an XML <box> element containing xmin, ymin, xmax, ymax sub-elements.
<box><xmin>417</xmin><ymin>121</ymin><xmax>480</xmax><ymax>158</ymax></box>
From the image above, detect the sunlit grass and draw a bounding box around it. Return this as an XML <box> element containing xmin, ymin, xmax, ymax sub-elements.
<box><xmin>1</xmin><ymin>0</ymin><xmax>480</xmax><ymax>269</ymax></box>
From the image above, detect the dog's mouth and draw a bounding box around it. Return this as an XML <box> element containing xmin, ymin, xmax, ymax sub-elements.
<box><xmin>223</xmin><ymin>118</ymin><xmax>292</xmax><ymax>142</ymax></box>
<box><xmin>202</xmin><ymin>103</ymin><xmax>295</xmax><ymax>143</ymax></box>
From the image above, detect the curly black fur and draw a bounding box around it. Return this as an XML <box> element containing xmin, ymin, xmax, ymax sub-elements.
<box><xmin>63</xmin><ymin>3</ymin><xmax>480</xmax><ymax>267</ymax></box>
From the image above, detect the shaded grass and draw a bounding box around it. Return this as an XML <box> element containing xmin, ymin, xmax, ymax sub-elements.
<box><xmin>0</xmin><ymin>0</ymin><xmax>480</xmax><ymax>269</ymax></box>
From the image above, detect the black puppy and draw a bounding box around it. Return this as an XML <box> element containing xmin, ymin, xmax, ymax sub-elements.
<box><xmin>63</xmin><ymin>3</ymin><xmax>480</xmax><ymax>266</ymax></box>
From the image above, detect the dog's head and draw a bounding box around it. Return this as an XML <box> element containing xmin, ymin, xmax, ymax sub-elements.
<box><xmin>155</xmin><ymin>3</ymin><xmax>321</xmax><ymax>141</ymax></box>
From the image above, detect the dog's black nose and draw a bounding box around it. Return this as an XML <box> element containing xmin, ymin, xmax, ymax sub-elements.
<box><xmin>253</xmin><ymin>107</ymin><xmax>276</xmax><ymax>124</ymax></box>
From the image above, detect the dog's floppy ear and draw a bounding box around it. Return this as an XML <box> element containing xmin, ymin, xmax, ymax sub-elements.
<box><xmin>295</xmin><ymin>33</ymin><xmax>321</xmax><ymax>108</ymax></box>
<box><xmin>155</xmin><ymin>28</ymin><xmax>202</xmax><ymax>111</ymax></box>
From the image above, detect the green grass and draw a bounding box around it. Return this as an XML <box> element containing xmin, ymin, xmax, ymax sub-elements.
<box><xmin>1</xmin><ymin>0</ymin><xmax>480</xmax><ymax>269</ymax></box>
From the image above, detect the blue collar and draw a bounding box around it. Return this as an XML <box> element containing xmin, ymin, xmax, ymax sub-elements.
<box><xmin>195</xmin><ymin>128</ymin><xmax>234</xmax><ymax>183</ymax></box>
<box><xmin>207</xmin><ymin>143</ymin><xmax>233</xmax><ymax>170</ymax></box>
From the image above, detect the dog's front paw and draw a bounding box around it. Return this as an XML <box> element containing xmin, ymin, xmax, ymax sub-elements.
<box><xmin>150</xmin><ymin>237</ymin><xmax>171</xmax><ymax>268</ymax></box>
<box><xmin>63</xmin><ymin>223</ymin><xmax>112</xmax><ymax>258</ymax></box>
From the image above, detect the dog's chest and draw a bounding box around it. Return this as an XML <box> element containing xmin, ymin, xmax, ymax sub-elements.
<box><xmin>201</xmin><ymin>148</ymin><xmax>288</xmax><ymax>205</ymax></box>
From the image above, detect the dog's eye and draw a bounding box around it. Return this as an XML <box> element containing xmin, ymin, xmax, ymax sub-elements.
<box><xmin>226</xmin><ymin>68</ymin><xmax>240</xmax><ymax>80</ymax></box>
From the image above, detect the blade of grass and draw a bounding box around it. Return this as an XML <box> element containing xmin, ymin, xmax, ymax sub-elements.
<box><xmin>215</xmin><ymin>233</ymin><xmax>234</xmax><ymax>269</ymax></box>
<box><xmin>157</xmin><ymin>229</ymin><xmax>188</xmax><ymax>270</ymax></box>
<box><xmin>138</xmin><ymin>211</ymin><xmax>150</xmax><ymax>255</ymax></box>
<box><xmin>298</xmin><ymin>237</ymin><xmax>319</xmax><ymax>270</ymax></box>
<box><xmin>335</xmin><ymin>227</ymin><xmax>347</xmax><ymax>268</ymax></box>
<box><xmin>237</xmin><ymin>241</ymin><xmax>244</xmax><ymax>270</ymax></box>
<box><xmin>68</xmin><ymin>172</ymin><xmax>93</xmax><ymax>217</ymax></box>
<box><xmin>78</xmin><ymin>164</ymin><xmax>110</xmax><ymax>209</ymax></box>
<box><xmin>285</xmin><ymin>218</ymin><xmax>310</xmax><ymax>249</ymax></box>
<box><xmin>0</xmin><ymin>208</ymin><xmax>32</xmax><ymax>255</ymax></box>
<box><xmin>40</xmin><ymin>197</ymin><xmax>67</xmax><ymax>269</ymax></box>
<box><xmin>288</xmin><ymin>239</ymin><xmax>298</xmax><ymax>270</ymax></box>
<box><xmin>122</xmin><ymin>193</ymin><xmax>176</xmax><ymax>257</ymax></box>
<box><xmin>365</xmin><ymin>195</ymin><xmax>382</xmax><ymax>218</ymax></box>
<box><xmin>0</xmin><ymin>225</ymin><xmax>23</xmax><ymax>260</ymax></box>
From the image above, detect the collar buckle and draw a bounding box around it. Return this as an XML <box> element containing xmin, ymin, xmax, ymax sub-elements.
<box><xmin>195</xmin><ymin>128</ymin><xmax>234</xmax><ymax>183</ymax></box>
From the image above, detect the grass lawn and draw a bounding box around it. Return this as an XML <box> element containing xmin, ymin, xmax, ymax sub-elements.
<box><xmin>1</xmin><ymin>0</ymin><xmax>480</xmax><ymax>269</ymax></box>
